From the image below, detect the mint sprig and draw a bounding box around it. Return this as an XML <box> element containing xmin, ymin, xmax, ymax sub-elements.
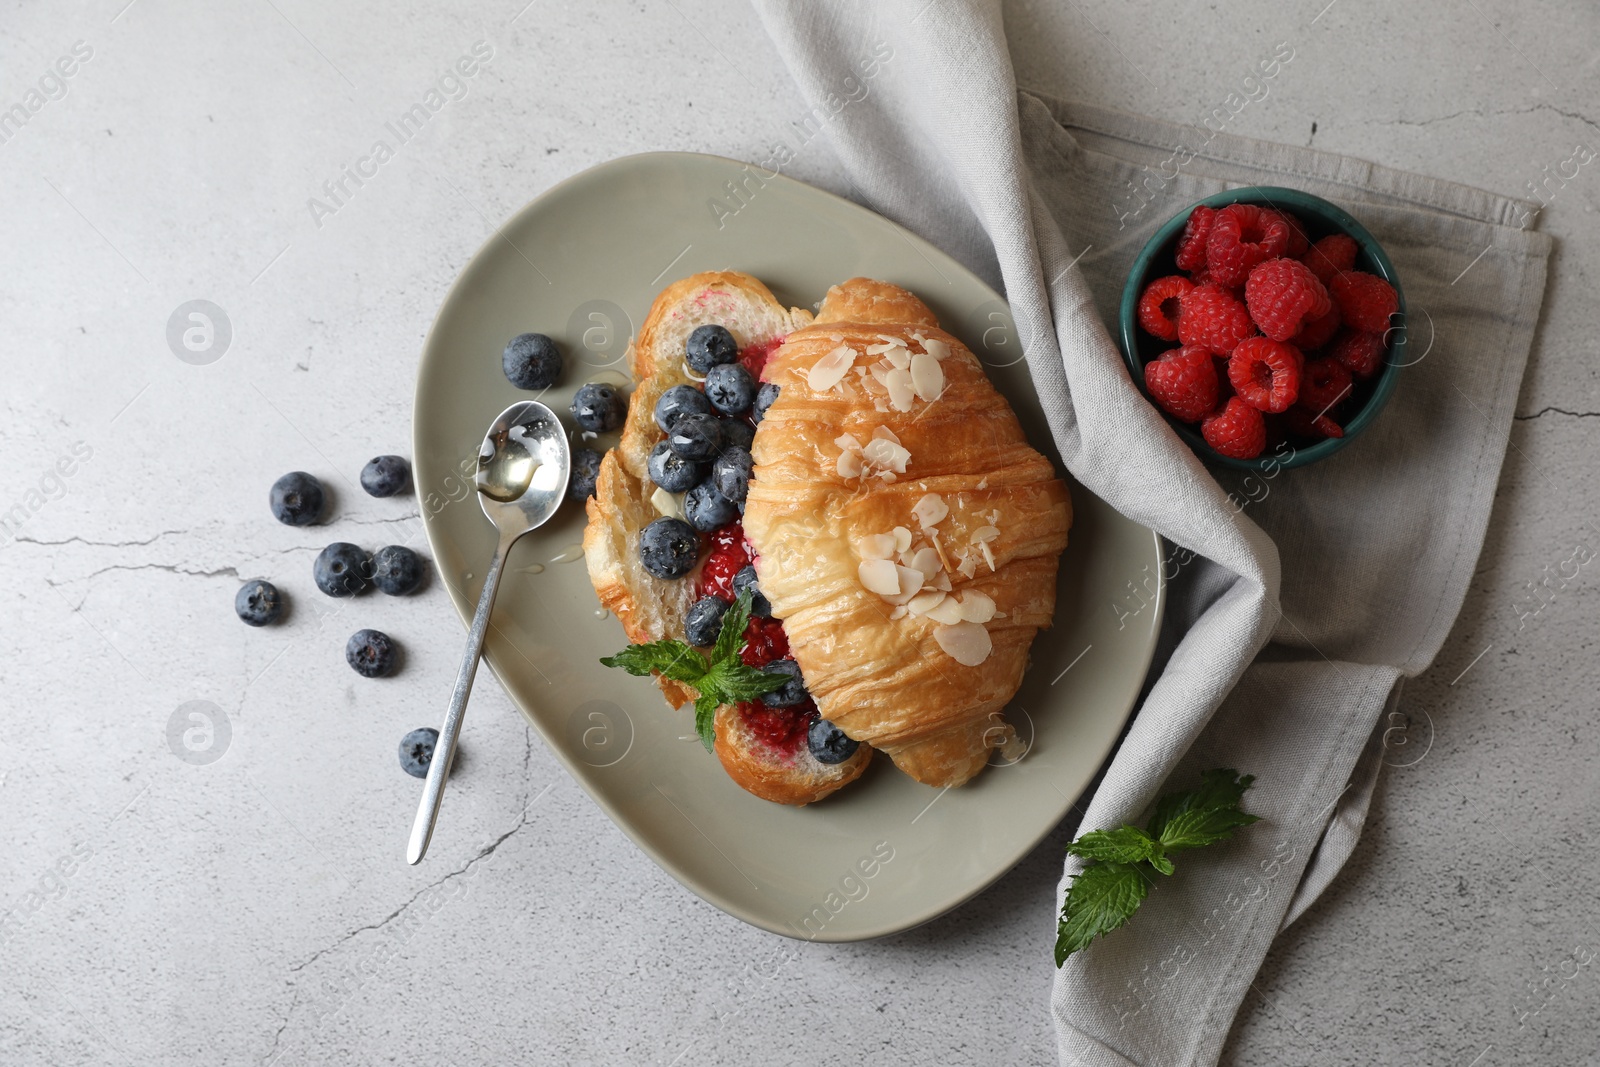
<box><xmin>600</xmin><ymin>589</ymin><xmax>787</xmax><ymax>752</ymax></box>
<box><xmin>1055</xmin><ymin>769</ymin><xmax>1259</xmax><ymax>967</ymax></box>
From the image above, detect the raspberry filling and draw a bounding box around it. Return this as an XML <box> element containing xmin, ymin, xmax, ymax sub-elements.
<box><xmin>695</xmin><ymin>519</ymin><xmax>815</xmax><ymax>758</ymax></box>
<box><xmin>740</xmin><ymin>338</ymin><xmax>783</xmax><ymax>379</ymax></box>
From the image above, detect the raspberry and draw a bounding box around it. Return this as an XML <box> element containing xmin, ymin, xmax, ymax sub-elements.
<box><xmin>1245</xmin><ymin>258</ymin><xmax>1332</xmax><ymax>342</ymax></box>
<box><xmin>1262</xmin><ymin>208</ymin><xmax>1310</xmax><ymax>257</ymax></box>
<box><xmin>1290</xmin><ymin>304</ymin><xmax>1341</xmax><ymax>350</ymax></box>
<box><xmin>1298</xmin><ymin>357</ymin><xmax>1353</xmax><ymax>415</ymax></box>
<box><xmin>1137</xmin><ymin>275</ymin><xmax>1193</xmax><ymax>342</ymax></box>
<box><xmin>1329</xmin><ymin>329</ymin><xmax>1387</xmax><ymax>379</ymax></box>
<box><xmin>1301</xmin><ymin>234</ymin><xmax>1358</xmax><ymax>286</ymax></box>
<box><xmin>1284</xmin><ymin>405</ymin><xmax>1344</xmax><ymax>440</ymax></box>
<box><xmin>1201</xmin><ymin>397</ymin><xmax>1267</xmax><ymax>459</ymax></box>
<box><xmin>696</xmin><ymin>521</ymin><xmax>751</xmax><ymax>600</ymax></box>
<box><xmin>1329</xmin><ymin>270</ymin><xmax>1399</xmax><ymax>333</ymax></box>
<box><xmin>1205</xmin><ymin>204</ymin><xmax>1291</xmax><ymax>288</ymax></box>
<box><xmin>1228</xmin><ymin>337</ymin><xmax>1303</xmax><ymax>413</ymax></box>
<box><xmin>1175</xmin><ymin>205</ymin><xmax>1216</xmax><ymax>273</ymax></box>
<box><xmin>1178</xmin><ymin>283</ymin><xmax>1255</xmax><ymax>354</ymax></box>
<box><xmin>1143</xmin><ymin>346</ymin><xmax>1218</xmax><ymax>423</ymax></box>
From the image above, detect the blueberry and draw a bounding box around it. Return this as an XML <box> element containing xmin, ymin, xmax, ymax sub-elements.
<box><xmin>719</xmin><ymin>418</ymin><xmax>755</xmax><ymax>453</ymax></box>
<box><xmin>570</xmin><ymin>382</ymin><xmax>627</xmax><ymax>433</ymax></box>
<box><xmin>360</xmin><ymin>455</ymin><xmax>410</xmax><ymax>498</ymax></box>
<box><xmin>346</xmin><ymin>628</ymin><xmax>397</xmax><ymax>678</ymax></box>
<box><xmin>704</xmin><ymin>363</ymin><xmax>756</xmax><ymax>416</ymax></box>
<box><xmin>760</xmin><ymin>658</ymin><xmax>807</xmax><ymax>708</ymax></box>
<box><xmin>647</xmin><ymin>440</ymin><xmax>706</xmax><ymax>493</ymax></box>
<box><xmin>568</xmin><ymin>447</ymin><xmax>603</xmax><ymax>502</ymax></box>
<box><xmin>685</xmin><ymin>595</ymin><xmax>731</xmax><ymax>647</ymax></box>
<box><xmin>372</xmin><ymin>545</ymin><xmax>425</xmax><ymax>595</ymax></box>
<box><xmin>503</xmin><ymin>332</ymin><xmax>563</xmax><ymax>390</ymax></box>
<box><xmin>808</xmin><ymin>718</ymin><xmax>859</xmax><ymax>764</ymax></box>
<box><xmin>654</xmin><ymin>384</ymin><xmax>713</xmax><ymax>433</ymax></box>
<box><xmin>753</xmin><ymin>382</ymin><xmax>780</xmax><ymax>424</ymax></box>
<box><xmin>732</xmin><ymin>564</ymin><xmax>771</xmax><ymax>617</ymax></box>
<box><xmin>684</xmin><ymin>480</ymin><xmax>737</xmax><ymax>532</ymax></box>
<box><xmin>668</xmin><ymin>412</ymin><xmax>725</xmax><ymax>462</ymax></box>
<box><xmin>270</xmin><ymin>471</ymin><xmax>325</xmax><ymax>526</ymax></box>
<box><xmin>638</xmin><ymin>517</ymin><xmax>699</xmax><ymax>579</ymax></box>
<box><xmin>399</xmin><ymin>727</ymin><xmax>440</xmax><ymax>779</ymax></box>
<box><xmin>685</xmin><ymin>324</ymin><xmax>738</xmax><ymax>373</ymax></box>
<box><xmin>712</xmin><ymin>446</ymin><xmax>753</xmax><ymax>506</ymax></box>
<box><xmin>313</xmin><ymin>542</ymin><xmax>372</xmax><ymax>597</ymax></box>
<box><xmin>234</xmin><ymin>579</ymin><xmax>282</xmax><ymax>626</ymax></box>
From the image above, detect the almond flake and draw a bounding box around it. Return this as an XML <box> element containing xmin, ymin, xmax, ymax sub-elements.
<box><xmin>880</xmin><ymin>472</ymin><xmax>898</xmax><ymax>483</ymax></box>
<box><xmin>957</xmin><ymin>591</ymin><xmax>997</xmax><ymax>624</ymax></box>
<box><xmin>979</xmin><ymin>540</ymin><xmax>996</xmax><ymax>572</ymax></box>
<box><xmin>912</xmin><ymin>493</ymin><xmax>949</xmax><ymax>529</ymax></box>
<box><xmin>858</xmin><ymin>558</ymin><xmax>900</xmax><ymax>596</ymax></box>
<box><xmin>836</xmin><ymin>450</ymin><xmax>863</xmax><ymax>478</ymax></box>
<box><xmin>977</xmin><ymin>477</ymin><xmax>988</xmax><ymax>489</ymax></box>
<box><xmin>957</xmin><ymin>555</ymin><xmax>979</xmax><ymax>579</ymax></box>
<box><xmin>885</xmin><ymin>367</ymin><xmax>915</xmax><ymax>411</ymax></box>
<box><xmin>853</xmin><ymin>365</ymin><xmax>869</xmax><ymax>376</ymax></box>
<box><xmin>834</xmin><ymin>433</ymin><xmax>863</xmax><ymax>453</ymax></box>
<box><xmin>926</xmin><ymin>596</ymin><xmax>966</xmax><ymax>625</ymax></box>
<box><xmin>891</xmin><ymin>526</ymin><xmax>913</xmax><ymax>553</ymax></box>
<box><xmin>933</xmin><ymin>571</ymin><xmax>953</xmax><ymax>592</ymax></box>
<box><xmin>864</xmin><ymin>341</ymin><xmax>897</xmax><ymax>355</ymax></box>
<box><xmin>877</xmin><ymin>333</ymin><xmax>906</xmax><ymax>347</ymax></box>
<box><xmin>884</xmin><ymin>346</ymin><xmax>911</xmax><ymax>371</ymax></box>
<box><xmin>910</xmin><ymin>351</ymin><xmax>945</xmax><ymax>401</ymax></box>
<box><xmin>858</xmin><ymin>533</ymin><xmax>896</xmax><ymax>560</ymax></box>
<box><xmin>869</xmin><ymin>362</ymin><xmax>891</xmax><ymax>386</ymax></box>
<box><xmin>862</xmin><ymin>437</ymin><xmax>910</xmax><ymax>473</ymax></box>
<box><xmin>971</xmin><ymin>526</ymin><xmax>1000</xmax><ymax>543</ymax></box>
<box><xmin>873</xmin><ymin>399</ymin><xmax>889</xmax><ymax>412</ymax></box>
<box><xmin>889</xmin><ymin>605</ymin><xmax>908</xmax><ymax>620</ymax></box>
<box><xmin>909</xmin><ymin>547</ymin><xmax>942</xmax><ymax>579</ymax></box>
<box><xmin>934</xmin><ymin>620</ymin><xmax>993</xmax><ymax>666</ymax></box>
<box><xmin>880</xmin><ymin>565</ymin><xmax>926</xmax><ymax>605</ymax></box>
<box><xmin>929</xmin><ymin>529</ymin><xmax>953</xmax><ymax>573</ymax></box>
<box><xmin>650</xmin><ymin>487</ymin><xmax>685</xmax><ymax>520</ymax></box>
<box><xmin>922</xmin><ymin>336</ymin><xmax>952</xmax><ymax>361</ymax></box>
<box><xmin>807</xmin><ymin>344</ymin><xmax>856</xmax><ymax>391</ymax></box>
<box><xmin>907</xmin><ymin>590</ymin><xmax>947</xmax><ymax>616</ymax></box>
<box><xmin>871</xmin><ymin>425</ymin><xmax>901</xmax><ymax>445</ymax></box>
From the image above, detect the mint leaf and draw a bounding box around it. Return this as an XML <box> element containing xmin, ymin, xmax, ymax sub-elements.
<box><xmin>599</xmin><ymin>638</ymin><xmax>708</xmax><ymax>686</ymax></box>
<box><xmin>1054</xmin><ymin>861</ymin><xmax>1149</xmax><ymax>966</ymax></box>
<box><xmin>702</xmin><ymin>658</ymin><xmax>790</xmax><ymax>705</ymax></box>
<box><xmin>714</xmin><ymin>588</ymin><xmax>755</xmax><ymax>665</ymax></box>
<box><xmin>1066</xmin><ymin>825</ymin><xmax>1162</xmax><ymax>866</ymax></box>
<box><xmin>693</xmin><ymin>693</ymin><xmax>718</xmax><ymax>753</ymax></box>
<box><xmin>1055</xmin><ymin>769</ymin><xmax>1259</xmax><ymax>967</ymax></box>
<box><xmin>1148</xmin><ymin>769</ymin><xmax>1260</xmax><ymax>852</ymax></box>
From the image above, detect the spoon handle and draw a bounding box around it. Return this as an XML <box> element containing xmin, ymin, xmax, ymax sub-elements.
<box><xmin>407</xmin><ymin>532</ymin><xmax>515</xmax><ymax>864</ymax></box>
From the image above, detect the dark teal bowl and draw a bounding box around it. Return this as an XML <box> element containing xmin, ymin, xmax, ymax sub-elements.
<box><xmin>1117</xmin><ymin>186</ymin><xmax>1405</xmax><ymax>471</ymax></box>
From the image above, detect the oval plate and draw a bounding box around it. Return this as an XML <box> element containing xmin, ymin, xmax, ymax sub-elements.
<box><xmin>414</xmin><ymin>152</ymin><xmax>1163</xmax><ymax>941</ymax></box>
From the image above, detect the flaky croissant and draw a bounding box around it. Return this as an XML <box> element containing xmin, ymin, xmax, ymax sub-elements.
<box><xmin>743</xmin><ymin>279</ymin><xmax>1072</xmax><ymax>788</ymax></box>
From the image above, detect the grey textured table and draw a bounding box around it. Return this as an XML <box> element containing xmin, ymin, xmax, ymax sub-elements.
<box><xmin>2</xmin><ymin>2</ymin><xmax>1596</xmax><ymax>1064</ymax></box>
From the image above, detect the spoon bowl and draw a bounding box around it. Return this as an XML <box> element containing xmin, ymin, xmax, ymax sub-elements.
<box><xmin>408</xmin><ymin>400</ymin><xmax>570</xmax><ymax>864</ymax></box>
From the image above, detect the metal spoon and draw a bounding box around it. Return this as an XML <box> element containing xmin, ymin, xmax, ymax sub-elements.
<box><xmin>407</xmin><ymin>400</ymin><xmax>570</xmax><ymax>864</ymax></box>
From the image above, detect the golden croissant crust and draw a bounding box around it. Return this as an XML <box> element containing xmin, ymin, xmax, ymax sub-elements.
<box><xmin>742</xmin><ymin>278</ymin><xmax>1072</xmax><ymax>788</ymax></box>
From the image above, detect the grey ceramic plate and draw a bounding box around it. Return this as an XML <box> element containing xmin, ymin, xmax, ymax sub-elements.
<box><xmin>413</xmin><ymin>152</ymin><xmax>1163</xmax><ymax>941</ymax></box>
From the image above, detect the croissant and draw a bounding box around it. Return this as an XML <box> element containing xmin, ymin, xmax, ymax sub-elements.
<box><xmin>742</xmin><ymin>278</ymin><xmax>1072</xmax><ymax>788</ymax></box>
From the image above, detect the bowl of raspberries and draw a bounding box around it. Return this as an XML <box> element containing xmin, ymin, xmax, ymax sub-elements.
<box><xmin>1118</xmin><ymin>186</ymin><xmax>1405</xmax><ymax>469</ymax></box>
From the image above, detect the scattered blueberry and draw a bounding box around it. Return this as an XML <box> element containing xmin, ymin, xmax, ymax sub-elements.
<box><xmin>684</xmin><ymin>480</ymin><xmax>737</xmax><ymax>532</ymax></box>
<box><xmin>568</xmin><ymin>447</ymin><xmax>604</xmax><ymax>502</ymax></box>
<box><xmin>270</xmin><ymin>471</ymin><xmax>325</xmax><ymax>526</ymax></box>
<box><xmin>808</xmin><ymin>718</ymin><xmax>859</xmax><ymax>764</ymax></box>
<box><xmin>668</xmin><ymin>412</ymin><xmax>725</xmax><ymax>462</ymax></box>
<box><xmin>234</xmin><ymin>579</ymin><xmax>282</xmax><ymax>626</ymax></box>
<box><xmin>503</xmin><ymin>332</ymin><xmax>563</xmax><ymax>390</ymax></box>
<box><xmin>638</xmin><ymin>517</ymin><xmax>699</xmax><ymax>579</ymax></box>
<box><xmin>712</xmin><ymin>447</ymin><xmax>753</xmax><ymax>506</ymax></box>
<box><xmin>760</xmin><ymin>658</ymin><xmax>807</xmax><ymax>708</ymax></box>
<box><xmin>704</xmin><ymin>362</ymin><xmax>756</xmax><ymax>416</ymax></box>
<box><xmin>654</xmin><ymin>384</ymin><xmax>714</xmax><ymax>433</ymax></box>
<box><xmin>647</xmin><ymin>440</ymin><xmax>706</xmax><ymax>493</ymax></box>
<box><xmin>570</xmin><ymin>382</ymin><xmax>627</xmax><ymax>433</ymax></box>
<box><xmin>399</xmin><ymin>727</ymin><xmax>440</xmax><ymax>778</ymax></box>
<box><xmin>313</xmin><ymin>542</ymin><xmax>372</xmax><ymax>597</ymax></box>
<box><xmin>685</xmin><ymin>324</ymin><xmax>738</xmax><ymax>373</ymax></box>
<box><xmin>719</xmin><ymin>418</ymin><xmax>755</xmax><ymax>453</ymax></box>
<box><xmin>753</xmin><ymin>382</ymin><xmax>780</xmax><ymax>423</ymax></box>
<box><xmin>732</xmin><ymin>564</ymin><xmax>771</xmax><ymax>617</ymax></box>
<box><xmin>685</xmin><ymin>595</ymin><xmax>731</xmax><ymax>647</ymax></box>
<box><xmin>372</xmin><ymin>545</ymin><xmax>425</xmax><ymax>595</ymax></box>
<box><xmin>360</xmin><ymin>455</ymin><xmax>410</xmax><ymax>498</ymax></box>
<box><xmin>346</xmin><ymin>628</ymin><xmax>397</xmax><ymax>678</ymax></box>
